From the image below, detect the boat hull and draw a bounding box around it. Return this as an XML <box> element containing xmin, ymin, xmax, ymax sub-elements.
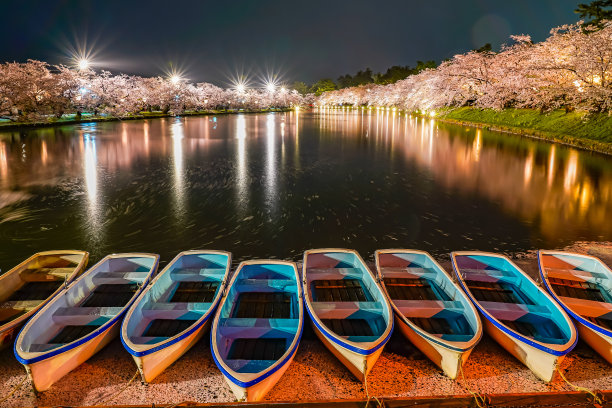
<box><xmin>483</xmin><ymin>318</ymin><xmax>563</xmax><ymax>382</ymax></box>
<box><xmin>311</xmin><ymin>320</ymin><xmax>382</xmax><ymax>382</ymax></box>
<box><xmin>25</xmin><ymin>323</ymin><xmax>118</xmax><ymax>392</ymax></box>
<box><xmin>225</xmin><ymin>345</ymin><xmax>299</xmax><ymax>402</ymax></box>
<box><xmin>0</xmin><ymin>250</ymin><xmax>89</xmax><ymax>350</ymax></box>
<box><xmin>576</xmin><ymin>319</ymin><xmax>612</xmax><ymax>364</ymax></box>
<box><xmin>132</xmin><ymin>319</ymin><xmax>211</xmax><ymax>383</ymax></box>
<box><xmin>0</xmin><ymin>324</ymin><xmax>21</xmax><ymax>350</ymax></box>
<box><xmin>395</xmin><ymin>315</ymin><xmax>472</xmax><ymax>379</ymax></box>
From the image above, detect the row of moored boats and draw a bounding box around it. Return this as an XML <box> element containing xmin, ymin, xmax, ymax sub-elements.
<box><xmin>0</xmin><ymin>248</ymin><xmax>610</xmax><ymax>401</ymax></box>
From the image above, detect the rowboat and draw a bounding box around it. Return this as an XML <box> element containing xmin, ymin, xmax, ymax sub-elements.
<box><xmin>0</xmin><ymin>251</ymin><xmax>89</xmax><ymax>350</ymax></box>
<box><xmin>14</xmin><ymin>253</ymin><xmax>159</xmax><ymax>392</ymax></box>
<box><xmin>451</xmin><ymin>251</ymin><xmax>577</xmax><ymax>382</ymax></box>
<box><xmin>538</xmin><ymin>250</ymin><xmax>612</xmax><ymax>364</ymax></box>
<box><xmin>375</xmin><ymin>249</ymin><xmax>482</xmax><ymax>378</ymax></box>
<box><xmin>302</xmin><ymin>248</ymin><xmax>393</xmax><ymax>382</ymax></box>
<box><xmin>211</xmin><ymin>260</ymin><xmax>303</xmax><ymax>401</ymax></box>
<box><xmin>121</xmin><ymin>250</ymin><xmax>231</xmax><ymax>382</ymax></box>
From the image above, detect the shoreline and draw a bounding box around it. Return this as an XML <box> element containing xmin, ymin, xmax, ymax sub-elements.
<box><xmin>430</xmin><ymin>107</ymin><xmax>612</xmax><ymax>156</ymax></box>
<box><xmin>0</xmin><ymin>108</ymin><xmax>293</xmax><ymax>132</ymax></box>
<box><xmin>1</xmin><ymin>241</ymin><xmax>610</xmax><ymax>407</ymax></box>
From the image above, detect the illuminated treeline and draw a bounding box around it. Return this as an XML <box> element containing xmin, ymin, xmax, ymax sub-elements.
<box><xmin>317</xmin><ymin>22</ymin><xmax>612</xmax><ymax>114</ymax></box>
<box><xmin>0</xmin><ymin>64</ymin><xmax>305</xmax><ymax>122</ymax></box>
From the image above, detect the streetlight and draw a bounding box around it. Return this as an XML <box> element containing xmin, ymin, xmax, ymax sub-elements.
<box><xmin>78</xmin><ymin>58</ymin><xmax>90</xmax><ymax>71</ymax></box>
<box><xmin>170</xmin><ymin>74</ymin><xmax>181</xmax><ymax>85</ymax></box>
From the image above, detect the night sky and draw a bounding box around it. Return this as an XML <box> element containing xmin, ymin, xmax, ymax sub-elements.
<box><xmin>1</xmin><ymin>0</ymin><xmax>580</xmax><ymax>85</ymax></box>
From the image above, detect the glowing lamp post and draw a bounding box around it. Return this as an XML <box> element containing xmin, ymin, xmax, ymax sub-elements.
<box><xmin>78</xmin><ymin>58</ymin><xmax>90</xmax><ymax>71</ymax></box>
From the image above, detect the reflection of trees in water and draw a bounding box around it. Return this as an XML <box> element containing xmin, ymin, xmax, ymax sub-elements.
<box><xmin>320</xmin><ymin>111</ymin><xmax>612</xmax><ymax>240</ymax></box>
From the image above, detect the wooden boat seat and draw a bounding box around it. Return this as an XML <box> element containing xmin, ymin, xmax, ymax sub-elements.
<box><xmin>311</xmin><ymin>279</ymin><xmax>372</xmax><ymax>302</ymax></box>
<box><xmin>169</xmin><ymin>281</ymin><xmax>219</xmax><ymax>303</ymax></box>
<box><xmin>384</xmin><ymin>277</ymin><xmax>450</xmax><ymax>301</ymax></box>
<box><xmin>464</xmin><ymin>280</ymin><xmax>534</xmax><ymax>305</ymax></box>
<box><xmin>560</xmin><ymin>296</ymin><xmax>612</xmax><ymax>317</ymax></box>
<box><xmin>142</xmin><ymin>302</ymin><xmax>211</xmax><ymax>320</ymax></box>
<box><xmin>394</xmin><ymin>300</ymin><xmax>463</xmax><ymax>318</ymax></box>
<box><xmin>227</xmin><ymin>338</ymin><xmax>286</xmax><ymax>360</ymax></box>
<box><xmin>145</xmin><ymin>301</ymin><xmax>212</xmax><ymax>312</ymax></box>
<box><xmin>235</xmin><ymin>279</ymin><xmax>295</xmax><ymax>292</ymax></box>
<box><xmin>8</xmin><ymin>281</ymin><xmax>62</xmax><ymax>302</ymax></box>
<box><xmin>232</xmin><ymin>292</ymin><xmax>292</xmax><ymax>319</ymax></box>
<box><xmin>311</xmin><ymin>301</ymin><xmax>382</xmax><ymax>319</ymax></box>
<box><xmin>549</xmin><ymin>277</ymin><xmax>607</xmax><ymax>302</ymax></box>
<box><xmin>48</xmin><ymin>324</ymin><xmax>102</xmax><ymax>344</ymax></box>
<box><xmin>0</xmin><ymin>308</ymin><xmax>27</xmax><ymax>325</ymax></box>
<box><xmin>306</xmin><ymin>268</ymin><xmax>363</xmax><ymax>280</ymax></box>
<box><xmin>20</xmin><ymin>268</ymin><xmax>74</xmax><ymax>282</ymax></box>
<box><xmin>460</xmin><ymin>268</ymin><xmax>510</xmax><ymax>281</ymax></box>
<box><xmin>80</xmin><ymin>283</ymin><xmax>139</xmax><ymax>307</ymax></box>
<box><xmin>91</xmin><ymin>271</ymin><xmax>149</xmax><ymax>285</ymax></box>
<box><xmin>380</xmin><ymin>266</ymin><xmax>430</xmax><ymax>276</ymax></box>
<box><xmin>52</xmin><ymin>306</ymin><xmax>122</xmax><ymax>325</ymax></box>
<box><xmin>143</xmin><ymin>319</ymin><xmax>197</xmax><ymax>337</ymax></box>
<box><xmin>479</xmin><ymin>301</ymin><xmax>550</xmax><ymax>321</ymax></box>
<box><xmin>1</xmin><ymin>299</ymin><xmax>41</xmax><ymax>311</ymax></box>
<box><xmin>546</xmin><ymin>268</ymin><xmax>608</xmax><ymax>282</ymax></box>
<box><xmin>218</xmin><ymin>318</ymin><xmax>300</xmax><ymax>338</ymax></box>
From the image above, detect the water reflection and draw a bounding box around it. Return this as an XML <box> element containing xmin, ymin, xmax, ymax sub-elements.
<box><xmin>0</xmin><ymin>111</ymin><xmax>611</xmax><ymax>267</ymax></box>
<box><xmin>317</xmin><ymin>109</ymin><xmax>612</xmax><ymax>240</ymax></box>
<box><xmin>265</xmin><ymin>114</ymin><xmax>277</xmax><ymax>214</ymax></box>
<box><xmin>235</xmin><ymin>114</ymin><xmax>248</xmax><ymax>211</ymax></box>
<box><xmin>171</xmin><ymin>119</ymin><xmax>186</xmax><ymax>223</ymax></box>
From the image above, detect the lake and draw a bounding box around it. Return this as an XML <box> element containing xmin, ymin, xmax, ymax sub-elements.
<box><xmin>0</xmin><ymin>109</ymin><xmax>610</xmax><ymax>269</ymax></box>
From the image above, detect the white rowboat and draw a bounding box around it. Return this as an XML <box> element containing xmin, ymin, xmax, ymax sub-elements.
<box><xmin>14</xmin><ymin>253</ymin><xmax>159</xmax><ymax>391</ymax></box>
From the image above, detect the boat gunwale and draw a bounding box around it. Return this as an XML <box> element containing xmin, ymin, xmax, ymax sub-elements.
<box><xmin>14</xmin><ymin>252</ymin><xmax>160</xmax><ymax>365</ymax></box>
<box><xmin>210</xmin><ymin>259</ymin><xmax>304</xmax><ymax>389</ymax></box>
<box><xmin>120</xmin><ymin>250</ymin><xmax>232</xmax><ymax>357</ymax></box>
<box><xmin>302</xmin><ymin>248</ymin><xmax>394</xmax><ymax>356</ymax></box>
<box><xmin>450</xmin><ymin>251</ymin><xmax>577</xmax><ymax>357</ymax></box>
<box><xmin>0</xmin><ymin>250</ymin><xmax>90</xmax><ymax>335</ymax></box>
<box><xmin>537</xmin><ymin>250</ymin><xmax>612</xmax><ymax>338</ymax></box>
<box><xmin>374</xmin><ymin>249</ymin><xmax>482</xmax><ymax>353</ymax></box>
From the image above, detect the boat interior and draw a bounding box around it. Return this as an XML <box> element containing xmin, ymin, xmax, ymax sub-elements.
<box><xmin>124</xmin><ymin>252</ymin><xmax>229</xmax><ymax>345</ymax></box>
<box><xmin>305</xmin><ymin>252</ymin><xmax>390</xmax><ymax>343</ymax></box>
<box><xmin>377</xmin><ymin>252</ymin><xmax>477</xmax><ymax>342</ymax></box>
<box><xmin>541</xmin><ymin>253</ymin><xmax>612</xmax><ymax>331</ymax></box>
<box><xmin>215</xmin><ymin>263</ymin><xmax>300</xmax><ymax>374</ymax></box>
<box><xmin>455</xmin><ymin>254</ymin><xmax>573</xmax><ymax>345</ymax></box>
<box><xmin>18</xmin><ymin>256</ymin><xmax>156</xmax><ymax>354</ymax></box>
<box><xmin>0</xmin><ymin>253</ymin><xmax>85</xmax><ymax>327</ymax></box>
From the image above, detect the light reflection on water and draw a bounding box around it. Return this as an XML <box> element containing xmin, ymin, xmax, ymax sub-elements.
<box><xmin>0</xmin><ymin>110</ymin><xmax>610</xmax><ymax>267</ymax></box>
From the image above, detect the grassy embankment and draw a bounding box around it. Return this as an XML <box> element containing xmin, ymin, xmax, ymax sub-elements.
<box><xmin>434</xmin><ymin>107</ymin><xmax>612</xmax><ymax>155</ymax></box>
<box><xmin>0</xmin><ymin>108</ymin><xmax>292</xmax><ymax>131</ymax></box>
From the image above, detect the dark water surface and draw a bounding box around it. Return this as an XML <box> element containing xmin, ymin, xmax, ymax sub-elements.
<box><xmin>0</xmin><ymin>110</ymin><xmax>611</xmax><ymax>269</ymax></box>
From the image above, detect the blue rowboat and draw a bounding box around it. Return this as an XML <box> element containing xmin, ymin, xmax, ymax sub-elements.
<box><xmin>538</xmin><ymin>250</ymin><xmax>612</xmax><ymax>365</ymax></box>
<box><xmin>302</xmin><ymin>248</ymin><xmax>393</xmax><ymax>382</ymax></box>
<box><xmin>375</xmin><ymin>249</ymin><xmax>482</xmax><ymax>378</ymax></box>
<box><xmin>121</xmin><ymin>250</ymin><xmax>231</xmax><ymax>382</ymax></box>
<box><xmin>0</xmin><ymin>250</ymin><xmax>89</xmax><ymax>350</ymax></box>
<box><xmin>451</xmin><ymin>251</ymin><xmax>577</xmax><ymax>382</ymax></box>
<box><xmin>14</xmin><ymin>253</ymin><xmax>159</xmax><ymax>392</ymax></box>
<box><xmin>211</xmin><ymin>260</ymin><xmax>303</xmax><ymax>402</ymax></box>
